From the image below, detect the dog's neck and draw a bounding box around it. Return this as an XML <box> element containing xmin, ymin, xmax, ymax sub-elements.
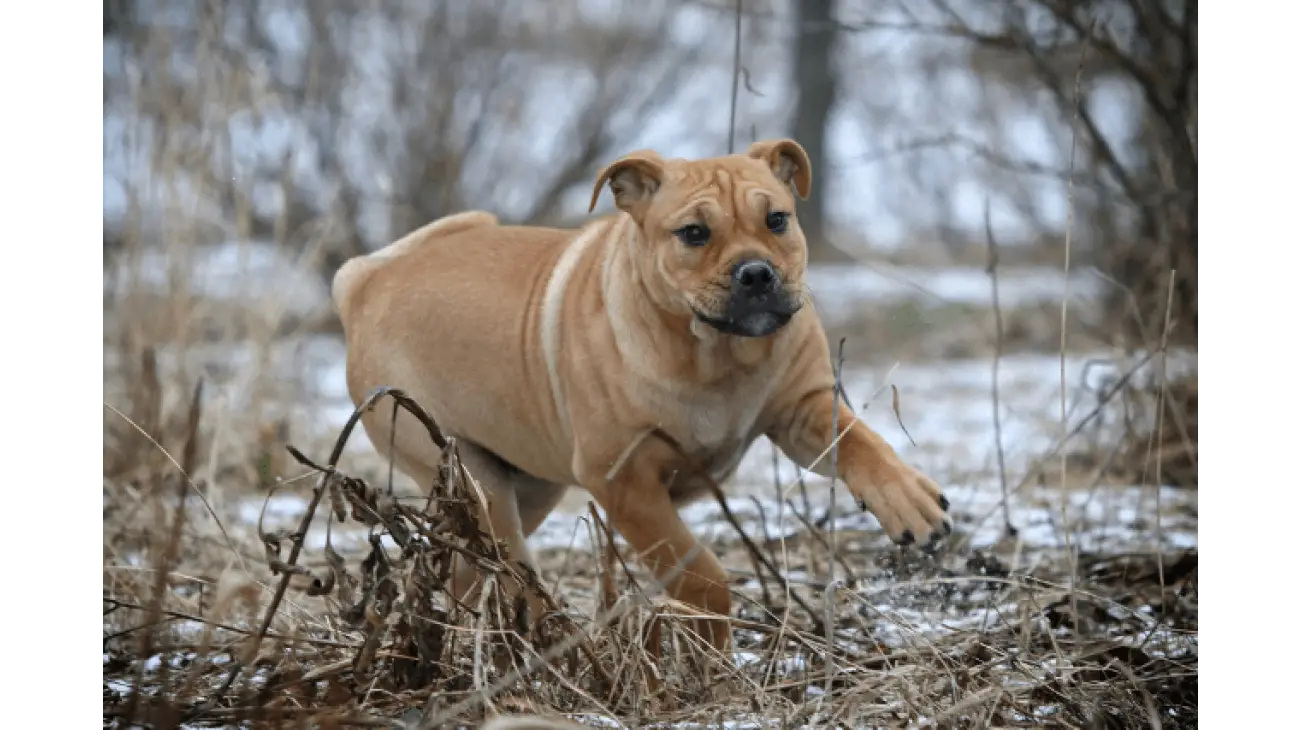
<box><xmin>600</xmin><ymin>215</ymin><xmax>779</xmax><ymax>385</ymax></box>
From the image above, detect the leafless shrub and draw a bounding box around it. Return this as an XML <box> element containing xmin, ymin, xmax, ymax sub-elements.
<box><xmin>104</xmin><ymin>1</ymin><xmax>718</xmax><ymax>286</ymax></box>
<box><xmin>964</xmin><ymin>0</ymin><xmax>1195</xmax><ymax>347</ymax></box>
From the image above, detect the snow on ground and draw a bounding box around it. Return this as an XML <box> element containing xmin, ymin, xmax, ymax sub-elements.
<box><xmin>804</xmin><ymin>263</ymin><xmax>1102</xmax><ymax>329</ymax></box>
<box><xmin>104</xmin><ymin>240</ymin><xmax>330</xmax><ymax>321</ymax></box>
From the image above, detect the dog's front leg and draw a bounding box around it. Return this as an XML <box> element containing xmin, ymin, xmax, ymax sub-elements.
<box><xmin>581</xmin><ymin>445</ymin><xmax>733</xmax><ymax>652</ymax></box>
<box><xmin>770</xmin><ymin>387</ymin><xmax>952</xmax><ymax>547</ymax></box>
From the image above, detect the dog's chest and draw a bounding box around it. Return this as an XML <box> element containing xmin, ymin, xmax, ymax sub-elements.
<box><xmin>685</xmin><ymin>393</ymin><xmax>755</xmax><ymax>450</ymax></box>
<box><xmin>651</xmin><ymin>380</ymin><xmax>771</xmax><ymax>481</ymax></box>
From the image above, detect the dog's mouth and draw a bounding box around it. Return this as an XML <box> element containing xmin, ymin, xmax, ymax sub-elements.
<box><xmin>691</xmin><ymin>290</ymin><xmax>803</xmax><ymax>338</ymax></box>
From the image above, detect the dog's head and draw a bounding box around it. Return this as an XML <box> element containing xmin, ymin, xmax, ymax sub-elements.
<box><xmin>589</xmin><ymin>139</ymin><xmax>813</xmax><ymax>339</ymax></box>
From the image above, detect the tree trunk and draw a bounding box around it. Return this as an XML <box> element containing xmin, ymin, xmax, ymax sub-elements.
<box><xmin>792</xmin><ymin>0</ymin><xmax>853</xmax><ymax>263</ymax></box>
<box><xmin>104</xmin><ymin>0</ymin><xmax>134</xmax><ymax>37</ymax></box>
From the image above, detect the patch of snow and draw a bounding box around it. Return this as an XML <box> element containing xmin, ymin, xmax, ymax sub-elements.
<box><xmin>105</xmin><ymin>240</ymin><xmax>329</xmax><ymax>321</ymax></box>
<box><xmin>805</xmin><ymin>264</ymin><xmax>1103</xmax><ymax>327</ymax></box>
<box><xmin>238</xmin><ymin>493</ymin><xmax>311</xmax><ymax>525</ymax></box>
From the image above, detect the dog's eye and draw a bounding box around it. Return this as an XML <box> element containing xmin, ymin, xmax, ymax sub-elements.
<box><xmin>766</xmin><ymin>211</ymin><xmax>790</xmax><ymax>234</ymax></box>
<box><xmin>674</xmin><ymin>224</ymin><xmax>711</xmax><ymax>247</ymax></box>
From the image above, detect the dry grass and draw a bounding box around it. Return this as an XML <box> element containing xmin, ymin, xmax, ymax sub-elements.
<box><xmin>822</xmin><ymin>297</ymin><xmax>1100</xmax><ymax>365</ymax></box>
<box><xmin>103</xmin><ymin>363</ymin><xmax>1197</xmax><ymax>728</ymax></box>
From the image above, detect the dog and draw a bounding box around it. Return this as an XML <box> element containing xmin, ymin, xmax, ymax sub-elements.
<box><xmin>332</xmin><ymin>139</ymin><xmax>951</xmax><ymax>650</ymax></box>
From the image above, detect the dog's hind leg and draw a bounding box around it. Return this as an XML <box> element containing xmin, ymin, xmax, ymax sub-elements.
<box><xmin>355</xmin><ymin>404</ymin><xmax>563</xmax><ymax>630</ymax></box>
<box><xmin>517</xmin><ymin>478</ymin><xmax>569</xmax><ymax>537</ymax></box>
<box><xmin>448</xmin><ymin>442</ymin><xmax>566</xmax><ymax>629</ymax></box>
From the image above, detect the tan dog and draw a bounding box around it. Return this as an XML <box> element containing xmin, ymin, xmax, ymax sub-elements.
<box><xmin>332</xmin><ymin>139</ymin><xmax>950</xmax><ymax>650</ymax></box>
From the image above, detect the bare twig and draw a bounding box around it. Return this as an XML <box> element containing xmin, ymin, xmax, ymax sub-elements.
<box><xmin>1057</xmin><ymin>17</ymin><xmax>1097</xmax><ymax>643</ymax></box>
<box><xmin>984</xmin><ymin>201</ymin><xmax>1017</xmax><ymax>538</ymax></box>
<box><xmin>889</xmin><ymin>384</ymin><xmax>917</xmax><ymax>448</ymax></box>
<box><xmin>781</xmin><ymin>498</ymin><xmax>859</xmax><ymax>587</ymax></box>
<box><xmin>727</xmin><ymin>0</ymin><xmax>743</xmax><ymax>154</ymax></box>
<box><xmin>825</xmin><ymin>337</ymin><xmax>847</xmax><ymax>696</ymax></box>
<box><xmin>1153</xmin><ymin>269</ymin><xmax>1178</xmax><ymax>590</ymax></box>
<box><xmin>103</xmin><ymin>597</ymin><xmax>355</xmax><ymax>648</ymax></box>
<box><xmin>746</xmin><ymin>495</ymin><xmax>776</xmax><ymax>607</ymax></box>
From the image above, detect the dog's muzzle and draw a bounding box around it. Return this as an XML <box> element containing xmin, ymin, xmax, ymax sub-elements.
<box><xmin>693</xmin><ymin>259</ymin><xmax>801</xmax><ymax>338</ymax></box>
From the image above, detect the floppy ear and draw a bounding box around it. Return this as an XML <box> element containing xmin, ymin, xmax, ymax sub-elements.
<box><xmin>746</xmin><ymin>139</ymin><xmax>812</xmax><ymax>199</ymax></box>
<box><xmin>588</xmin><ymin>150</ymin><xmax>666</xmax><ymax>216</ymax></box>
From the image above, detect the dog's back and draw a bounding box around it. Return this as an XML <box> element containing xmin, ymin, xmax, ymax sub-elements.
<box><xmin>331</xmin><ymin>210</ymin><xmax>500</xmax><ymax>325</ymax></box>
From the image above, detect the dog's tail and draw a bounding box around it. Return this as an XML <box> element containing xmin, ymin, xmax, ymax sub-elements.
<box><xmin>331</xmin><ymin>210</ymin><xmax>499</xmax><ymax>323</ymax></box>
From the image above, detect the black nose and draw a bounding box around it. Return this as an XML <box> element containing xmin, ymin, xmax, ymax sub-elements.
<box><xmin>733</xmin><ymin>260</ymin><xmax>778</xmax><ymax>295</ymax></box>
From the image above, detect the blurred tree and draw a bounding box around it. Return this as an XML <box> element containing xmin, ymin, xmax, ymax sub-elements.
<box><xmin>792</xmin><ymin>0</ymin><xmax>855</xmax><ymax>263</ymax></box>
<box><xmin>954</xmin><ymin>0</ymin><xmax>1197</xmax><ymax>345</ymax></box>
<box><xmin>103</xmin><ymin>1</ymin><xmax>708</xmax><ymax>289</ymax></box>
<box><xmin>103</xmin><ymin>0</ymin><xmax>134</xmax><ymax>37</ymax></box>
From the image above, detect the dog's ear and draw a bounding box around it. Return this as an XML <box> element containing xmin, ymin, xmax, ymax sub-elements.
<box><xmin>747</xmin><ymin>139</ymin><xmax>812</xmax><ymax>199</ymax></box>
<box><xmin>589</xmin><ymin>150</ymin><xmax>665</xmax><ymax>215</ymax></box>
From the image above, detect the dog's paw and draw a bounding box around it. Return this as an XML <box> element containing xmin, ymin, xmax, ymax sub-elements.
<box><xmin>853</xmin><ymin>462</ymin><xmax>952</xmax><ymax>548</ymax></box>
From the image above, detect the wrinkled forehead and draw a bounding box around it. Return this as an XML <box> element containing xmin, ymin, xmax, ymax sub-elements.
<box><xmin>655</xmin><ymin>156</ymin><xmax>795</xmax><ymax>221</ymax></box>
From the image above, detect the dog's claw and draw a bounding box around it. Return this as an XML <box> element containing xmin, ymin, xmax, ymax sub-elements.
<box><xmin>856</xmin><ymin>497</ymin><xmax>868</xmax><ymax>512</ymax></box>
<box><xmin>898</xmin><ymin>529</ymin><xmax>915</xmax><ymax>546</ymax></box>
<box><xmin>938</xmin><ymin>494</ymin><xmax>950</xmax><ymax>511</ymax></box>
